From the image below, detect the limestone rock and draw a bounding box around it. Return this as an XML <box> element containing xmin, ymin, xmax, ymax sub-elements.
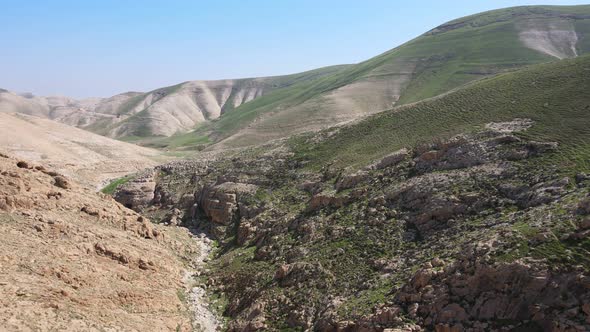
<box><xmin>114</xmin><ymin>171</ymin><xmax>156</xmax><ymax>210</ymax></box>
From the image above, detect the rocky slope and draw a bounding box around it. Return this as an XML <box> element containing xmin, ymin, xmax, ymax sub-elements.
<box><xmin>0</xmin><ymin>153</ymin><xmax>219</xmax><ymax>331</ymax></box>
<box><xmin>115</xmin><ymin>119</ymin><xmax>590</xmax><ymax>331</ymax></box>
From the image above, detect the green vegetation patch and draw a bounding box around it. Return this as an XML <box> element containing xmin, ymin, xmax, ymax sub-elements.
<box><xmin>292</xmin><ymin>55</ymin><xmax>590</xmax><ymax>174</ymax></box>
<box><xmin>101</xmin><ymin>175</ymin><xmax>134</xmax><ymax>195</ymax></box>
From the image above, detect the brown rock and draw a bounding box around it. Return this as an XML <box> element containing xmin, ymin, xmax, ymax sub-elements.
<box><xmin>368</xmin><ymin>148</ymin><xmax>409</xmax><ymax>170</ymax></box>
<box><xmin>579</xmin><ymin>218</ymin><xmax>590</xmax><ymax>230</ymax></box>
<box><xmin>81</xmin><ymin>205</ymin><xmax>100</xmax><ymax>216</ymax></box>
<box><xmin>275</xmin><ymin>264</ymin><xmax>290</xmax><ymax>280</ymax></box>
<box><xmin>199</xmin><ymin>182</ymin><xmax>257</xmax><ymax>225</ymax></box>
<box><xmin>438</xmin><ymin>304</ymin><xmax>468</xmax><ymax>323</ymax></box>
<box><xmin>412</xmin><ymin>269</ymin><xmax>433</xmax><ymax>289</ymax></box>
<box><xmin>308</xmin><ymin>193</ymin><xmax>349</xmax><ymax>211</ymax></box>
<box><xmin>237</xmin><ymin>221</ymin><xmax>257</xmax><ymax>245</ymax></box>
<box><xmin>16</xmin><ymin>161</ymin><xmax>30</xmax><ymax>169</ymax></box>
<box><xmin>53</xmin><ymin>176</ymin><xmax>70</xmax><ymax>189</ymax></box>
<box><xmin>372</xmin><ymin>306</ymin><xmax>401</xmax><ymax>324</ymax></box>
<box><xmin>113</xmin><ymin>171</ymin><xmax>156</xmax><ymax>209</ymax></box>
<box><xmin>431</xmin><ymin>257</ymin><xmax>445</xmax><ymax>267</ymax></box>
<box><xmin>578</xmin><ymin>198</ymin><xmax>590</xmax><ymax>215</ymax></box>
<box><xmin>335</xmin><ymin>171</ymin><xmax>369</xmax><ymax>191</ymax></box>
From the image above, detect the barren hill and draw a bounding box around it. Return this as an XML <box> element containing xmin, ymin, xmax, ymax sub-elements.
<box><xmin>0</xmin><ymin>65</ymin><xmax>349</xmax><ymax>139</ymax></box>
<box><xmin>0</xmin><ymin>153</ymin><xmax>204</xmax><ymax>331</ymax></box>
<box><xmin>0</xmin><ymin>113</ymin><xmax>163</xmax><ymax>188</ymax></box>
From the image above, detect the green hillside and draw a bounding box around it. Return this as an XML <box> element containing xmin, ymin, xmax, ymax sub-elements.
<box><xmin>292</xmin><ymin>54</ymin><xmax>590</xmax><ymax>173</ymax></box>
<box><xmin>185</xmin><ymin>5</ymin><xmax>590</xmax><ymax>149</ymax></box>
<box><xmin>130</xmin><ymin>53</ymin><xmax>590</xmax><ymax>331</ymax></box>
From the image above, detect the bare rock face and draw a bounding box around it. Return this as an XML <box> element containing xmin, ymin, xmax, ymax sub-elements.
<box><xmin>498</xmin><ymin>177</ymin><xmax>569</xmax><ymax>208</ymax></box>
<box><xmin>114</xmin><ymin>171</ymin><xmax>157</xmax><ymax>210</ymax></box>
<box><xmin>413</xmin><ymin>135</ymin><xmax>489</xmax><ymax>173</ymax></box>
<box><xmin>198</xmin><ymin>182</ymin><xmax>258</xmax><ymax>238</ymax></box>
<box><xmin>335</xmin><ymin>171</ymin><xmax>369</xmax><ymax>191</ymax></box>
<box><xmin>396</xmin><ymin>256</ymin><xmax>590</xmax><ymax>330</ymax></box>
<box><xmin>308</xmin><ymin>193</ymin><xmax>350</xmax><ymax>211</ymax></box>
<box><xmin>200</xmin><ymin>188</ymin><xmax>238</xmax><ymax>225</ymax></box>
<box><xmin>53</xmin><ymin>175</ymin><xmax>70</xmax><ymax>189</ymax></box>
<box><xmin>199</xmin><ymin>182</ymin><xmax>258</xmax><ymax>225</ymax></box>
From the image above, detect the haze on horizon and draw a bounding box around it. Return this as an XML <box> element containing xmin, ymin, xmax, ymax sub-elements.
<box><xmin>1</xmin><ymin>0</ymin><xmax>588</xmax><ymax>98</ymax></box>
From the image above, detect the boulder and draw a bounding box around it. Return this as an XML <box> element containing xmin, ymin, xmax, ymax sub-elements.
<box><xmin>16</xmin><ymin>161</ymin><xmax>30</xmax><ymax>169</ymax></box>
<box><xmin>114</xmin><ymin>171</ymin><xmax>156</xmax><ymax>210</ymax></box>
<box><xmin>308</xmin><ymin>193</ymin><xmax>349</xmax><ymax>211</ymax></box>
<box><xmin>335</xmin><ymin>171</ymin><xmax>369</xmax><ymax>191</ymax></box>
<box><xmin>366</xmin><ymin>148</ymin><xmax>409</xmax><ymax>170</ymax></box>
<box><xmin>53</xmin><ymin>176</ymin><xmax>70</xmax><ymax>189</ymax></box>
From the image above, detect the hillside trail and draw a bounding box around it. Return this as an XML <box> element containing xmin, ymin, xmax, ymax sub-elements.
<box><xmin>182</xmin><ymin>229</ymin><xmax>220</xmax><ymax>331</ymax></box>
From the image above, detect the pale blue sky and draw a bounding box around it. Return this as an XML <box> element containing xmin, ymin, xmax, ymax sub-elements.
<box><xmin>1</xmin><ymin>0</ymin><xmax>588</xmax><ymax>97</ymax></box>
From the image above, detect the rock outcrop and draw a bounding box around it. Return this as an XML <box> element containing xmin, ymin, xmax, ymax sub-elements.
<box><xmin>113</xmin><ymin>170</ymin><xmax>157</xmax><ymax>209</ymax></box>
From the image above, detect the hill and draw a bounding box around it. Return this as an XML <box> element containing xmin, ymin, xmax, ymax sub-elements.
<box><xmin>112</xmin><ymin>53</ymin><xmax>590</xmax><ymax>330</ymax></box>
<box><xmin>291</xmin><ymin>54</ymin><xmax>590</xmax><ymax>172</ymax></box>
<box><xmin>195</xmin><ymin>4</ymin><xmax>590</xmax><ymax>149</ymax></box>
<box><xmin>0</xmin><ymin>113</ymin><xmax>163</xmax><ymax>188</ymax></box>
<box><xmin>3</xmin><ymin>6</ymin><xmax>589</xmax><ymax>151</ymax></box>
<box><xmin>0</xmin><ymin>65</ymin><xmax>349</xmax><ymax>139</ymax></box>
<box><xmin>0</xmin><ymin>153</ymin><xmax>206</xmax><ymax>331</ymax></box>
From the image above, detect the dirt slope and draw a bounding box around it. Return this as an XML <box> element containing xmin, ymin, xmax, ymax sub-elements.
<box><xmin>518</xmin><ymin>18</ymin><xmax>579</xmax><ymax>59</ymax></box>
<box><xmin>0</xmin><ymin>113</ymin><xmax>163</xmax><ymax>189</ymax></box>
<box><xmin>0</xmin><ymin>154</ymin><xmax>203</xmax><ymax>331</ymax></box>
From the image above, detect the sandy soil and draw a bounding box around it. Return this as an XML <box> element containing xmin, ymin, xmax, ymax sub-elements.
<box><xmin>0</xmin><ymin>113</ymin><xmax>163</xmax><ymax>189</ymax></box>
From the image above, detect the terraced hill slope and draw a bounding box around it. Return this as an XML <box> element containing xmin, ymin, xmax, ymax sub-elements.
<box><xmin>193</xmin><ymin>5</ymin><xmax>590</xmax><ymax>149</ymax></box>
<box><xmin>291</xmin><ymin>54</ymin><xmax>590</xmax><ymax>172</ymax></box>
<box><xmin>3</xmin><ymin>6</ymin><xmax>589</xmax><ymax>151</ymax></box>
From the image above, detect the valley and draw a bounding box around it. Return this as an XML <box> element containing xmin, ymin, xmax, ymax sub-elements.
<box><xmin>2</xmin><ymin>3</ymin><xmax>590</xmax><ymax>332</ymax></box>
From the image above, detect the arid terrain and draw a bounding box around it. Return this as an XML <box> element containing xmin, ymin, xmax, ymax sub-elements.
<box><xmin>2</xmin><ymin>4</ymin><xmax>590</xmax><ymax>332</ymax></box>
<box><xmin>0</xmin><ymin>153</ymin><xmax>202</xmax><ymax>331</ymax></box>
<box><xmin>0</xmin><ymin>113</ymin><xmax>162</xmax><ymax>189</ymax></box>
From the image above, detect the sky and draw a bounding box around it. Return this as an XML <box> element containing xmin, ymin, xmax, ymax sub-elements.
<box><xmin>0</xmin><ymin>0</ymin><xmax>588</xmax><ymax>98</ymax></box>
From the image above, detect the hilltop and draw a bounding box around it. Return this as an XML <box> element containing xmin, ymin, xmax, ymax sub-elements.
<box><xmin>2</xmin><ymin>5</ymin><xmax>589</xmax><ymax>153</ymax></box>
<box><xmin>197</xmin><ymin>4</ymin><xmax>590</xmax><ymax>149</ymax></box>
<box><xmin>0</xmin><ymin>65</ymin><xmax>349</xmax><ymax>140</ymax></box>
